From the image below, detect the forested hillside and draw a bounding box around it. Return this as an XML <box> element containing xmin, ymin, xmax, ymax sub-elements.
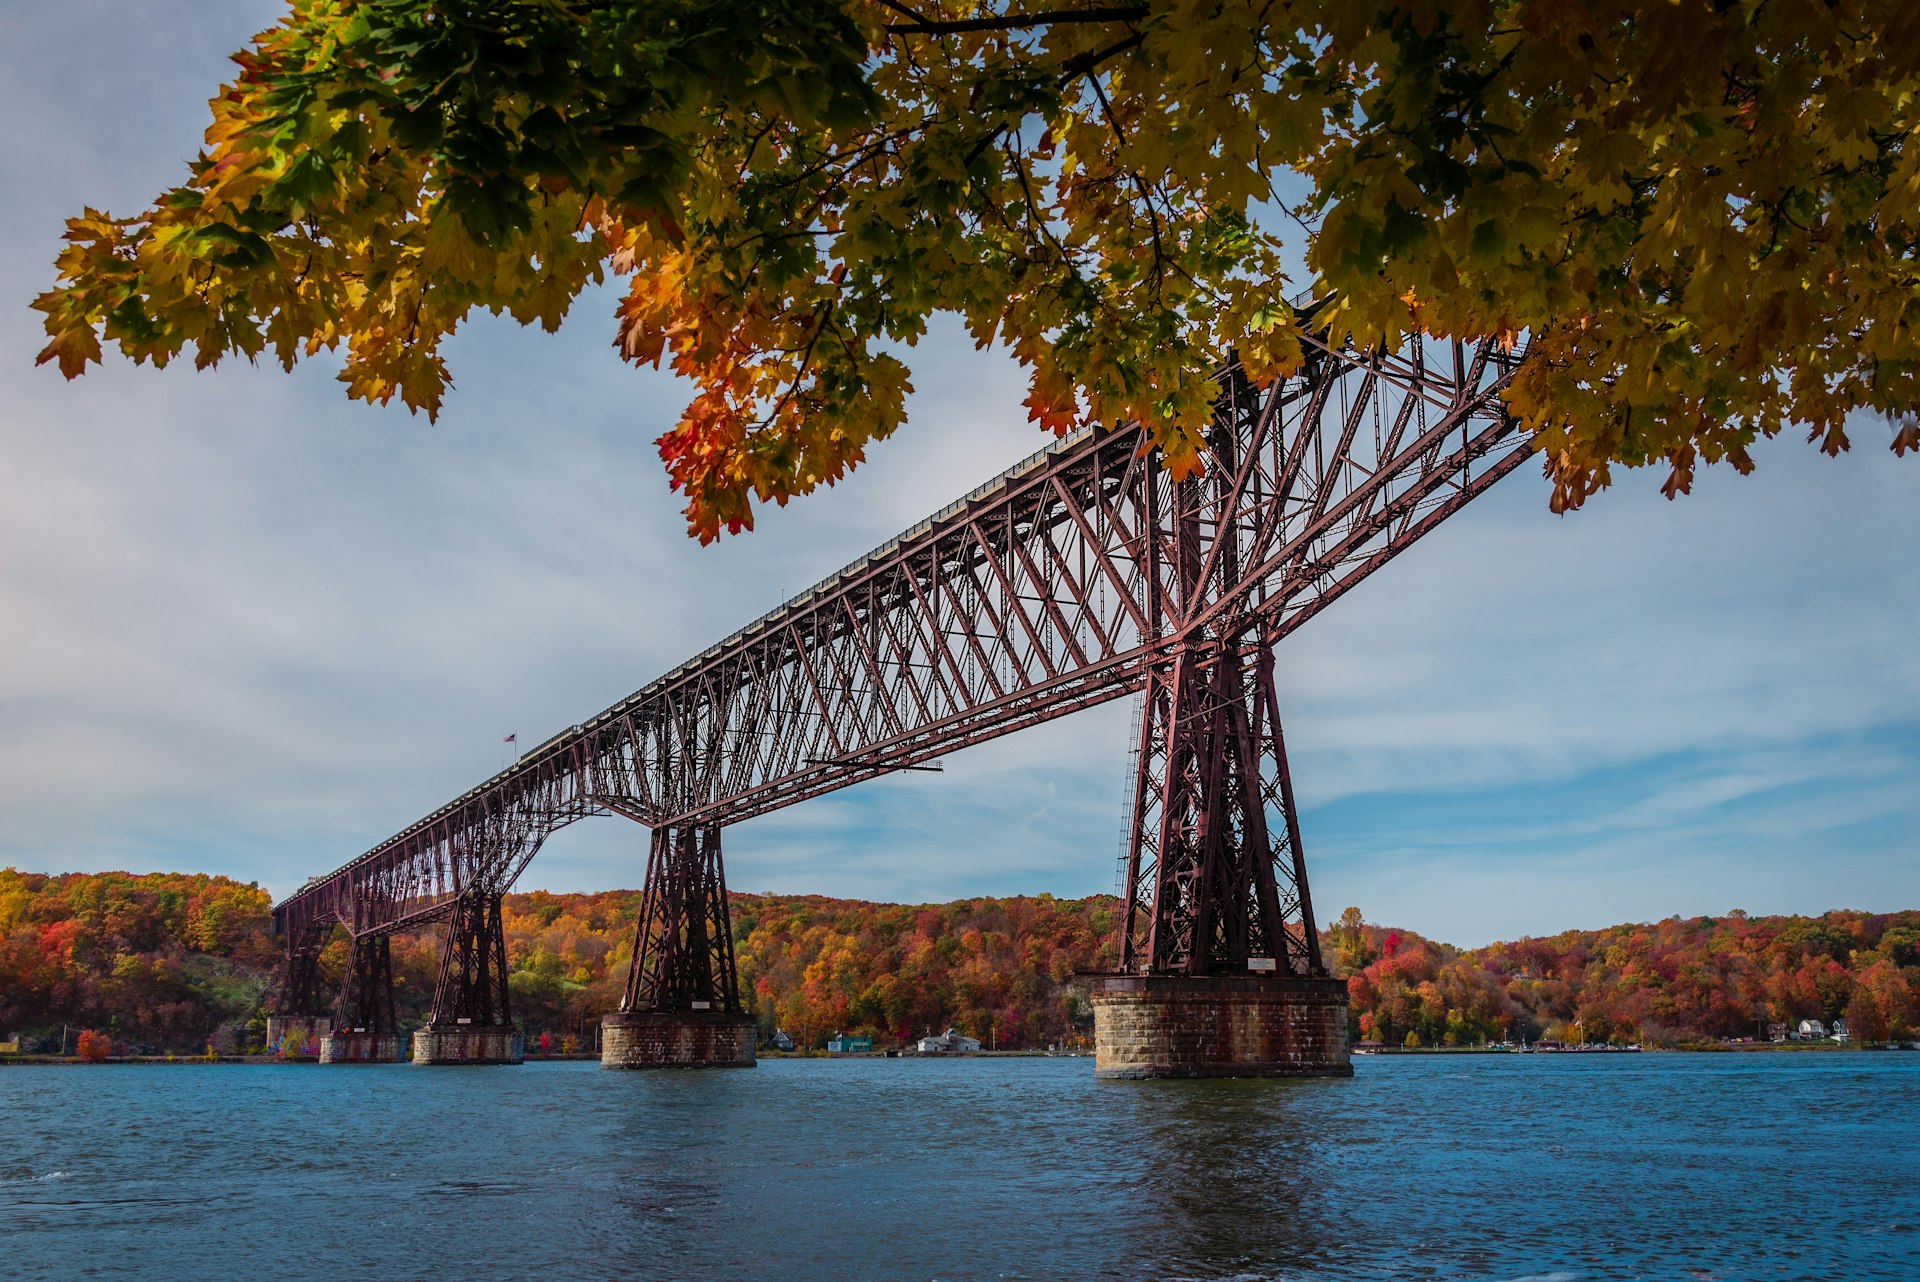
<box><xmin>0</xmin><ymin>869</ymin><xmax>278</xmax><ymax>1050</ymax></box>
<box><xmin>490</xmin><ymin>888</ymin><xmax>1121</xmax><ymax>1052</ymax></box>
<box><xmin>2</xmin><ymin>868</ymin><xmax>1914</xmax><ymax>1052</ymax></box>
<box><xmin>1326</xmin><ymin>907</ymin><xmax>1920</xmax><ymax>1047</ymax></box>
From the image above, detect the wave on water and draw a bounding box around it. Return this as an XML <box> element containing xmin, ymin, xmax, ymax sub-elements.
<box><xmin>422</xmin><ymin>1178</ymin><xmax>523</xmax><ymax>1198</ymax></box>
<box><xmin>2</xmin><ymin>1171</ymin><xmax>73</xmax><ymax>1185</ymax></box>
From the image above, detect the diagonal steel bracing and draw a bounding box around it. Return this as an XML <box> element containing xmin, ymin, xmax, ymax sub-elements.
<box><xmin>272</xmin><ymin>332</ymin><xmax>1532</xmax><ymax>960</ymax></box>
<box><xmin>335</xmin><ymin>932</ymin><xmax>398</xmax><ymax>1036</ymax></box>
<box><xmin>621</xmin><ymin>823</ymin><xmax>744</xmax><ymax>1014</ymax></box>
<box><xmin>427</xmin><ymin>892</ymin><xmax>512</xmax><ymax>1030</ymax></box>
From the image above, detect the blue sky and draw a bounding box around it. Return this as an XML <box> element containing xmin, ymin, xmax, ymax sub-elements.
<box><xmin>1</xmin><ymin>3</ymin><xmax>1914</xmax><ymax>947</ymax></box>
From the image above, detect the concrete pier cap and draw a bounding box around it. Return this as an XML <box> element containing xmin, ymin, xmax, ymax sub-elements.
<box><xmin>1089</xmin><ymin>973</ymin><xmax>1353</xmax><ymax>1079</ymax></box>
<box><xmin>601</xmin><ymin>1010</ymin><xmax>757</xmax><ymax>1069</ymax></box>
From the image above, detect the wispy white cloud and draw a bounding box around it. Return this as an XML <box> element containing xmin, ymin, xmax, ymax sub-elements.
<box><xmin>1306</xmin><ymin>725</ymin><xmax>1920</xmax><ymax>944</ymax></box>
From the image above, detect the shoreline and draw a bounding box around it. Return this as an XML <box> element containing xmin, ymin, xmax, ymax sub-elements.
<box><xmin>4</xmin><ymin>1044</ymin><xmax>1913</xmax><ymax>1066</ymax></box>
<box><xmin>0</xmin><ymin>1052</ymin><xmax>608</xmax><ymax>1066</ymax></box>
<box><xmin>1361</xmin><ymin>1040</ymin><xmax>1915</xmax><ymax>1055</ymax></box>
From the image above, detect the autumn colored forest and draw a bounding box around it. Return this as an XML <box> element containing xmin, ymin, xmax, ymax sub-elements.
<box><xmin>2</xmin><ymin>867</ymin><xmax>1915</xmax><ymax>1054</ymax></box>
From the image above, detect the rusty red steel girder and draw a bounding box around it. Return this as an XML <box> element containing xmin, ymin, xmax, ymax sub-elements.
<box><xmin>427</xmin><ymin>892</ymin><xmax>513</xmax><ymax>1029</ymax></box>
<box><xmin>271</xmin><ymin>330</ymin><xmax>1532</xmax><ymax>952</ymax></box>
<box><xmin>621</xmin><ymin>822</ymin><xmax>744</xmax><ymax>1014</ymax></box>
<box><xmin>336</xmin><ymin>932</ymin><xmax>398</xmax><ymax>1036</ymax></box>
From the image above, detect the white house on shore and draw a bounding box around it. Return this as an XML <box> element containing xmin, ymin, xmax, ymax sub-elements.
<box><xmin>1797</xmin><ymin>1018</ymin><xmax>1828</xmax><ymax>1039</ymax></box>
<box><xmin>916</xmin><ymin>1028</ymin><xmax>982</xmax><ymax>1054</ymax></box>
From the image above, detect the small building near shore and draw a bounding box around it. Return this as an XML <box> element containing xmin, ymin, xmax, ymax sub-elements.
<box><xmin>1766</xmin><ymin>1023</ymin><xmax>1789</xmax><ymax>1043</ymax></box>
<box><xmin>916</xmin><ymin>1028</ymin><xmax>982</xmax><ymax>1054</ymax></box>
<box><xmin>768</xmin><ymin>1028</ymin><xmax>794</xmax><ymax>1052</ymax></box>
<box><xmin>826</xmin><ymin>1033</ymin><xmax>872</xmax><ymax>1054</ymax></box>
<box><xmin>0</xmin><ymin>1034</ymin><xmax>19</xmax><ymax>1054</ymax></box>
<box><xmin>1797</xmin><ymin>1019</ymin><xmax>1828</xmax><ymax>1040</ymax></box>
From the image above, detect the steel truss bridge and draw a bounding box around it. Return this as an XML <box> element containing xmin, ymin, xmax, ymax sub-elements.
<box><xmin>273</xmin><ymin>321</ymin><xmax>1532</xmax><ymax>1040</ymax></box>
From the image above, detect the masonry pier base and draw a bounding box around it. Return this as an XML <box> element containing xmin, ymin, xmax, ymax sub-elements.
<box><xmin>600</xmin><ymin>1011</ymin><xmax>756</xmax><ymax>1069</ymax></box>
<box><xmin>412</xmin><ymin>1025</ymin><xmax>523</xmax><ymax>1065</ymax></box>
<box><xmin>319</xmin><ymin>1032</ymin><xmax>402</xmax><ymax>1064</ymax></box>
<box><xmin>601</xmin><ymin>821</ymin><xmax>755</xmax><ymax>1069</ymax></box>
<box><xmin>1089</xmin><ymin>975</ymin><xmax>1352</xmax><ymax>1079</ymax></box>
<box><xmin>410</xmin><ymin>893</ymin><xmax>520</xmax><ymax>1064</ymax></box>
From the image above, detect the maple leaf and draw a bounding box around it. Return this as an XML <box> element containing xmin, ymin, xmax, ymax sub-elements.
<box><xmin>34</xmin><ymin>319</ymin><xmax>102</xmax><ymax>379</ymax></box>
<box><xmin>1893</xmin><ymin>419</ymin><xmax>1920</xmax><ymax>458</ymax></box>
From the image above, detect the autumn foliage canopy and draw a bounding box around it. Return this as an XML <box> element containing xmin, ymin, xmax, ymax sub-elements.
<box><xmin>1325</xmin><ymin>906</ymin><xmax>1920</xmax><ymax>1048</ymax></box>
<box><xmin>34</xmin><ymin>1</ymin><xmax>1919</xmax><ymax>538</ymax></box>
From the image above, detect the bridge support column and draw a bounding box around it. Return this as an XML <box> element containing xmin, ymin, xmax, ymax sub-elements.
<box><xmin>265</xmin><ymin>921</ymin><xmax>330</xmax><ymax>1058</ymax></box>
<box><xmin>321</xmin><ymin>932</ymin><xmax>401</xmax><ymax>1064</ymax></box>
<box><xmin>1097</xmin><ymin>621</ymin><xmax>1350</xmax><ymax>1079</ymax></box>
<box><xmin>603</xmin><ymin>823</ymin><xmax>755</xmax><ymax>1069</ymax></box>
<box><xmin>413</xmin><ymin>892</ymin><xmax>523</xmax><ymax>1065</ymax></box>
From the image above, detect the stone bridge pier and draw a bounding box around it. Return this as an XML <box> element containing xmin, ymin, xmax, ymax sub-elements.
<box><xmin>321</xmin><ymin>931</ymin><xmax>402</xmax><ymax>1063</ymax></box>
<box><xmin>602</xmin><ymin>822</ymin><xmax>755</xmax><ymax>1069</ymax></box>
<box><xmin>1094</xmin><ymin>634</ymin><xmax>1352</xmax><ymax>1078</ymax></box>
<box><xmin>1094</xmin><ymin>451</ymin><xmax>1351</xmax><ymax>1079</ymax></box>
<box><xmin>265</xmin><ymin>920</ymin><xmax>331</xmax><ymax>1059</ymax></box>
<box><xmin>413</xmin><ymin>892</ymin><xmax>523</xmax><ymax>1065</ymax></box>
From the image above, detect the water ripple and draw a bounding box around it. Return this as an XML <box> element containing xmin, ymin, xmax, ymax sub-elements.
<box><xmin>0</xmin><ymin>1055</ymin><xmax>1914</xmax><ymax>1281</ymax></box>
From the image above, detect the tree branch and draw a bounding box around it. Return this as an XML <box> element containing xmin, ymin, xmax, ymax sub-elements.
<box><xmin>958</xmin><ymin>27</ymin><xmax>1147</xmax><ymax>166</ymax></box>
<box><xmin>886</xmin><ymin>5</ymin><xmax>1149</xmax><ymax>36</ymax></box>
<box><xmin>1058</xmin><ymin>29</ymin><xmax>1145</xmax><ymax>79</ymax></box>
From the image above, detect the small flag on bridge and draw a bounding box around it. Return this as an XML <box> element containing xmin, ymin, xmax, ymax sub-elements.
<box><xmin>503</xmin><ymin>733</ymin><xmax>517</xmax><ymax>745</ymax></box>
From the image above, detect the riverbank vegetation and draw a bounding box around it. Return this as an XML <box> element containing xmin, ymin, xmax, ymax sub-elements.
<box><xmin>1326</xmin><ymin>907</ymin><xmax>1919</xmax><ymax>1048</ymax></box>
<box><xmin>2</xmin><ymin>868</ymin><xmax>1913</xmax><ymax>1052</ymax></box>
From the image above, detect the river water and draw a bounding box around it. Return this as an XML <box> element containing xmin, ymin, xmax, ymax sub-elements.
<box><xmin>2</xmin><ymin>1052</ymin><xmax>1914</xmax><ymax>1280</ymax></box>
